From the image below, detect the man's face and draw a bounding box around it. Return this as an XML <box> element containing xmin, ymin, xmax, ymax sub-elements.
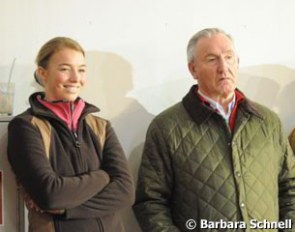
<box><xmin>188</xmin><ymin>33</ymin><xmax>239</xmax><ymax>101</ymax></box>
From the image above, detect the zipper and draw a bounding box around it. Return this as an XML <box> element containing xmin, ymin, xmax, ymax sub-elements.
<box><xmin>73</xmin><ymin>131</ymin><xmax>80</xmax><ymax>147</ymax></box>
<box><xmin>69</xmin><ymin>102</ymin><xmax>86</xmax><ymax>173</ymax></box>
<box><xmin>70</xmin><ymin>102</ymin><xmax>80</xmax><ymax>148</ymax></box>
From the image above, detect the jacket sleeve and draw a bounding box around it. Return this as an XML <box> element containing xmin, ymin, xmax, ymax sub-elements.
<box><xmin>279</xmin><ymin>126</ymin><xmax>295</xmax><ymax>223</ymax></box>
<box><xmin>133</xmin><ymin>120</ymin><xmax>181</xmax><ymax>232</ymax></box>
<box><xmin>64</xmin><ymin>121</ymin><xmax>135</xmax><ymax>219</ymax></box>
<box><xmin>7</xmin><ymin>116</ymin><xmax>110</xmax><ymax>210</ymax></box>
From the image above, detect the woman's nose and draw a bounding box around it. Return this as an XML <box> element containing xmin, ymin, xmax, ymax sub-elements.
<box><xmin>69</xmin><ymin>70</ymin><xmax>80</xmax><ymax>81</ymax></box>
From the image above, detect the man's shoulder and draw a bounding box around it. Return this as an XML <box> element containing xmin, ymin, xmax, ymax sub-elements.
<box><xmin>154</xmin><ymin>102</ymin><xmax>186</xmax><ymax>121</ymax></box>
<box><xmin>147</xmin><ymin>102</ymin><xmax>191</xmax><ymax>133</ymax></box>
<box><xmin>244</xmin><ymin>99</ymin><xmax>280</xmax><ymax>122</ymax></box>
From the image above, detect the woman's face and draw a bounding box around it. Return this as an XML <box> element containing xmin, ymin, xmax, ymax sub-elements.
<box><xmin>38</xmin><ymin>48</ymin><xmax>86</xmax><ymax>102</ymax></box>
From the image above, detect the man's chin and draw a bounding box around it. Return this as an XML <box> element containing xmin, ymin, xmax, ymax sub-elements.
<box><xmin>220</xmin><ymin>88</ymin><xmax>235</xmax><ymax>99</ymax></box>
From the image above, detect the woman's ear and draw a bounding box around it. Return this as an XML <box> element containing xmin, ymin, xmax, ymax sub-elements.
<box><xmin>35</xmin><ymin>67</ymin><xmax>46</xmax><ymax>87</ymax></box>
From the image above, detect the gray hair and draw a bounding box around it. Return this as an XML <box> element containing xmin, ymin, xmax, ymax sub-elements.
<box><xmin>186</xmin><ymin>28</ymin><xmax>233</xmax><ymax>63</ymax></box>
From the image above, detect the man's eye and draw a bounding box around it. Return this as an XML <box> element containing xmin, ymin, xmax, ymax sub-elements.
<box><xmin>207</xmin><ymin>58</ymin><xmax>216</xmax><ymax>62</ymax></box>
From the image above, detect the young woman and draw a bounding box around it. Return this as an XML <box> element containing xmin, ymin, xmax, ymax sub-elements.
<box><xmin>7</xmin><ymin>37</ymin><xmax>134</xmax><ymax>232</ymax></box>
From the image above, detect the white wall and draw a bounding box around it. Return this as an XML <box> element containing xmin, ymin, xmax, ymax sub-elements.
<box><xmin>2</xmin><ymin>0</ymin><xmax>295</xmax><ymax>231</ymax></box>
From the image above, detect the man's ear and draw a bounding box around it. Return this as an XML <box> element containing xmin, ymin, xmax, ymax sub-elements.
<box><xmin>188</xmin><ymin>61</ymin><xmax>198</xmax><ymax>80</ymax></box>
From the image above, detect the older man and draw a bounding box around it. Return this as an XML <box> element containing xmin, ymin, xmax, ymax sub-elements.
<box><xmin>133</xmin><ymin>28</ymin><xmax>295</xmax><ymax>232</ymax></box>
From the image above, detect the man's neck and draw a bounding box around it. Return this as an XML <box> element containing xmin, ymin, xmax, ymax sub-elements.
<box><xmin>198</xmin><ymin>90</ymin><xmax>235</xmax><ymax>113</ymax></box>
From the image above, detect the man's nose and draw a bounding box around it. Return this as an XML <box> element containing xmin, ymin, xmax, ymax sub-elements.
<box><xmin>217</xmin><ymin>57</ymin><xmax>228</xmax><ymax>73</ymax></box>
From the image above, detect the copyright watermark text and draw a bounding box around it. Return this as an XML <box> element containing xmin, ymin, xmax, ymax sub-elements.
<box><xmin>185</xmin><ymin>219</ymin><xmax>292</xmax><ymax>230</ymax></box>
<box><xmin>185</xmin><ymin>219</ymin><xmax>197</xmax><ymax>230</ymax></box>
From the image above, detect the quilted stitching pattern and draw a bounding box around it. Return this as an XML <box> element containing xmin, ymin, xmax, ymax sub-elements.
<box><xmin>134</xmin><ymin>99</ymin><xmax>295</xmax><ymax>232</ymax></box>
<box><xmin>162</xmin><ymin>114</ymin><xmax>241</xmax><ymax>224</ymax></box>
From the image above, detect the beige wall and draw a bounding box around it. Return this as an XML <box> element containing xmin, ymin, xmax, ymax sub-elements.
<box><xmin>2</xmin><ymin>1</ymin><xmax>295</xmax><ymax>231</ymax></box>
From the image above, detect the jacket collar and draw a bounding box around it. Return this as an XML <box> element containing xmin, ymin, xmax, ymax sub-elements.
<box><xmin>182</xmin><ymin>85</ymin><xmax>264</xmax><ymax>125</ymax></box>
<box><xmin>29</xmin><ymin>92</ymin><xmax>100</xmax><ymax>119</ymax></box>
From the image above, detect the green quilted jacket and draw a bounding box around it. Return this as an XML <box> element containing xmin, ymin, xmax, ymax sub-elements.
<box><xmin>134</xmin><ymin>85</ymin><xmax>295</xmax><ymax>232</ymax></box>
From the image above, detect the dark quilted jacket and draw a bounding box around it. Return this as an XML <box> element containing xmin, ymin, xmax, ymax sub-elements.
<box><xmin>134</xmin><ymin>85</ymin><xmax>295</xmax><ymax>232</ymax></box>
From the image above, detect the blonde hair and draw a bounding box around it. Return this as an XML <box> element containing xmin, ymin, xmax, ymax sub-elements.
<box><xmin>34</xmin><ymin>37</ymin><xmax>85</xmax><ymax>86</ymax></box>
<box><xmin>36</xmin><ymin>37</ymin><xmax>85</xmax><ymax>68</ymax></box>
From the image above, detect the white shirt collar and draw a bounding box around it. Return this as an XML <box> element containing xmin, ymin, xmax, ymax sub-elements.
<box><xmin>198</xmin><ymin>89</ymin><xmax>236</xmax><ymax>123</ymax></box>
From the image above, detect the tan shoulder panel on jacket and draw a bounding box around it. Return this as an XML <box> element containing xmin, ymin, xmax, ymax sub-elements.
<box><xmin>31</xmin><ymin>116</ymin><xmax>51</xmax><ymax>159</ymax></box>
<box><xmin>85</xmin><ymin>114</ymin><xmax>107</xmax><ymax>149</ymax></box>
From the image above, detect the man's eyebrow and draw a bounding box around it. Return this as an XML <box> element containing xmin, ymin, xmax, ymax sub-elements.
<box><xmin>204</xmin><ymin>53</ymin><xmax>218</xmax><ymax>58</ymax></box>
<box><xmin>205</xmin><ymin>50</ymin><xmax>234</xmax><ymax>56</ymax></box>
<box><xmin>225</xmin><ymin>49</ymin><xmax>235</xmax><ymax>53</ymax></box>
